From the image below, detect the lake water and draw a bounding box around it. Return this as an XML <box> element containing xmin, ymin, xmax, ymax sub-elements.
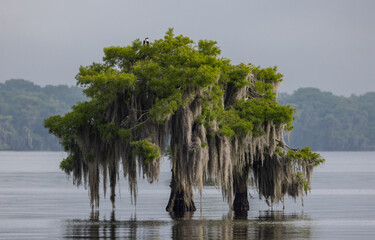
<box><xmin>0</xmin><ymin>151</ymin><xmax>375</xmax><ymax>239</ymax></box>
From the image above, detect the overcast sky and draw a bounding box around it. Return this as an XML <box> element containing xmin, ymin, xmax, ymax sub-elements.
<box><xmin>1</xmin><ymin>0</ymin><xmax>374</xmax><ymax>96</ymax></box>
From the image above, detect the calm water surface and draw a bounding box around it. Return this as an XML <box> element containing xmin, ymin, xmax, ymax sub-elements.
<box><xmin>0</xmin><ymin>151</ymin><xmax>375</xmax><ymax>239</ymax></box>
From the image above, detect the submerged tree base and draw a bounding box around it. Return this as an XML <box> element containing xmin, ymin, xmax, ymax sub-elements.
<box><xmin>233</xmin><ymin>192</ymin><xmax>249</xmax><ymax>212</ymax></box>
<box><xmin>166</xmin><ymin>187</ymin><xmax>196</xmax><ymax>213</ymax></box>
<box><xmin>165</xmin><ymin>175</ymin><xmax>197</xmax><ymax>214</ymax></box>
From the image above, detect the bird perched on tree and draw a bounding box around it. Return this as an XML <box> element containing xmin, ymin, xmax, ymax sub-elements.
<box><xmin>143</xmin><ymin>37</ymin><xmax>150</xmax><ymax>45</ymax></box>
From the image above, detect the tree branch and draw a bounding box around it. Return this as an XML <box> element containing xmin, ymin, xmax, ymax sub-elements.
<box><xmin>276</xmin><ymin>139</ymin><xmax>299</xmax><ymax>152</ymax></box>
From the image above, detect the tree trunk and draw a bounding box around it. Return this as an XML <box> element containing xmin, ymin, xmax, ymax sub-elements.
<box><xmin>233</xmin><ymin>169</ymin><xmax>249</xmax><ymax>212</ymax></box>
<box><xmin>233</xmin><ymin>191</ymin><xmax>249</xmax><ymax>212</ymax></box>
<box><xmin>166</xmin><ymin>172</ymin><xmax>196</xmax><ymax>213</ymax></box>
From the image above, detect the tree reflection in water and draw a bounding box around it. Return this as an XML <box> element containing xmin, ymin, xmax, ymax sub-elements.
<box><xmin>64</xmin><ymin>210</ymin><xmax>311</xmax><ymax>239</ymax></box>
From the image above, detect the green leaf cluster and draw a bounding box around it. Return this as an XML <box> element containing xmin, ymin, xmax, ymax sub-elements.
<box><xmin>44</xmin><ymin>100</ymin><xmax>99</xmax><ymax>150</ymax></box>
<box><xmin>252</xmin><ymin>65</ymin><xmax>283</xmax><ymax>83</ymax></box>
<box><xmin>131</xmin><ymin>139</ymin><xmax>161</xmax><ymax>163</ymax></box>
<box><xmin>59</xmin><ymin>156</ymin><xmax>73</xmax><ymax>174</ymax></box>
<box><xmin>97</xmin><ymin>122</ymin><xmax>119</xmax><ymax>141</ymax></box>
<box><xmin>198</xmin><ymin>39</ymin><xmax>221</xmax><ymax>56</ymax></box>
<box><xmin>228</xmin><ymin>63</ymin><xmax>252</xmax><ymax>88</ymax></box>
<box><xmin>295</xmin><ymin>172</ymin><xmax>310</xmax><ymax>193</ymax></box>
<box><xmin>118</xmin><ymin>128</ymin><xmax>132</xmax><ymax>141</ymax></box>
<box><xmin>77</xmin><ymin>65</ymin><xmax>136</xmax><ymax>105</ymax></box>
<box><xmin>217</xmin><ymin>109</ymin><xmax>253</xmax><ymax>138</ymax></box>
<box><xmin>237</xmin><ymin>98</ymin><xmax>294</xmax><ymax>125</ymax></box>
<box><xmin>287</xmin><ymin>147</ymin><xmax>325</xmax><ymax>167</ymax></box>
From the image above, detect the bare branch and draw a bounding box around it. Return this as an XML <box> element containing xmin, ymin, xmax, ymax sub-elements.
<box><xmin>276</xmin><ymin>139</ymin><xmax>299</xmax><ymax>152</ymax></box>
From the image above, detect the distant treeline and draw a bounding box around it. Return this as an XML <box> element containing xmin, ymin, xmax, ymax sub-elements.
<box><xmin>1</xmin><ymin>80</ymin><xmax>374</xmax><ymax>151</ymax></box>
<box><xmin>278</xmin><ymin>88</ymin><xmax>375</xmax><ymax>151</ymax></box>
<box><xmin>0</xmin><ymin>79</ymin><xmax>86</xmax><ymax>150</ymax></box>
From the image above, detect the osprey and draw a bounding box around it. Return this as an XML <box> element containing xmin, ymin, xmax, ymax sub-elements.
<box><xmin>143</xmin><ymin>37</ymin><xmax>150</xmax><ymax>45</ymax></box>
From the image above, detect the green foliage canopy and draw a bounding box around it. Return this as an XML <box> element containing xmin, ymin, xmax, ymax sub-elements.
<box><xmin>46</xmin><ymin>28</ymin><xmax>294</xmax><ymax>157</ymax></box>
